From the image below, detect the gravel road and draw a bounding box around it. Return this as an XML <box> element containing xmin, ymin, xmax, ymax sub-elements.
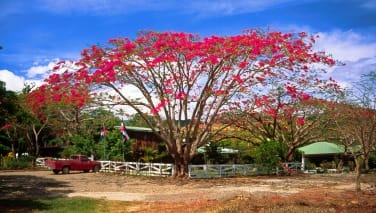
<box><xmin>0</xmin><ymin>170</ymin><xmax>372</xmax><ymax>202</ymax></box>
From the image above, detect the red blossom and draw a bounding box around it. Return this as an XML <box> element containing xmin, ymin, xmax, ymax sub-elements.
<box><xmin>263</xmin><ymin>108</ymin><xmax>278</xmax><ymax>119</ymax></box>
<box><xmin>256</xmin><ymin>76</ymin><xmax>265</xmax><ymax>83</ymax></box>
<box><xmin>232</xmin><ymin>75</ymin><xmax>244</xmax><ymax>84</ymax></box>
<box><xmin>300</xmin><ymin>93</ymin><xmax>311</xmax><ymax>101</ymax></box>
<box><xmin>238</xmin><ymin>61</ymin><xmax>248</xmax><ymax>69</ymax></box>
<box><xmin>296</xmin><ymin>117</ymin><xmax>305</xmax><ymax>126</ymax></box>
<box><xmin>1</xmin><ymin>124</ymin><xmax>11</xmax><ymax>130</ymax></box>
<box><xmin>26</xmin><ymin>30</ymin><xmax>339</xmax><ymax>133</ymax></box>
<box><xmin>214</xmin><ymin>90</ymin><xmax>229</xmax><ymax>96</ymax></box>
<box><xmin>175</xmin><ymin>92</ymin><xmax>187</xmax><ymax>100</ymax></box>
<box><xmin>151</xmin><ymin>98</ymin><xmax>168</xmax><ymax>114</ymax></box>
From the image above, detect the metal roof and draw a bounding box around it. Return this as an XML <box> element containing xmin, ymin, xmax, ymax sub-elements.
<box><xmin>298</xmin><ymin>142</ymin><xmax>345</xmax><ymax>155</ymax></box>
<box><xmin>197</xmin><ymin>146</ymin><xmax>239</xmax><ymax>154</ymax></box>
<box><xmin>114</xmin><ymin>126</ymin><xmax>158</xmax><ymax>132</ymax></box>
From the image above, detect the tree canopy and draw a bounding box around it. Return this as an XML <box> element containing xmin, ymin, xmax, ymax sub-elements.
<box><xmin>28</xmin><ymin>30</ymin><xmax>338</xmax><ymax>177</ymax></box>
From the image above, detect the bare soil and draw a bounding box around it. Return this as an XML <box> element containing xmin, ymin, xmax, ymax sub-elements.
<box><xmin>1</xmin><ymin>170</ymin><xmax>375</xmax><ymax>212</ymax></box>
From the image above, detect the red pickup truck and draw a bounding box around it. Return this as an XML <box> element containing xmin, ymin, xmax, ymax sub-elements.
<box><xmin>45</xmin><ymin>154</ymin><xmax>101</xmax><ymax>174</ymax></box>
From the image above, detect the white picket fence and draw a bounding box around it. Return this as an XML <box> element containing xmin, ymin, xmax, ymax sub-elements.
<box><xmin>35</xmin><ymin>157</ymin><xmax>47</xmax><ymax>168</ymax></box>
<box><xmin>189</xmin><ymin>164</ymin><xmax>259</xmax><ymax>178</ymax></box>
<box><xmin>279</xmin><ymin>162</ymin><xmax>302</xmax><ymax>173</ymax></box>
<box><xmin>36</xmin><ymin>157</ymin><xmax>301</xmax><ymax>178</ymax></box>
<box><xmin>99</xmin><ymin>161</ymin><xmax>174</xmax><ymax>176</ymax></box>
<box><xmin>188</xmin><ymin>162</ymin><xmax>302</xmax><ymax>178</ymax></box>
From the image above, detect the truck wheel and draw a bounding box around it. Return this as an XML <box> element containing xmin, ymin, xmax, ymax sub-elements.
<box><xmin>83</xmin><ymin>170</ymin><xmax>89</xmax><ymax>173</ymax></box>
<box><xmin>93</xmin><ymin>165</ymin><xmax>100</xmax><ymax>173</ymax></box>
<box><xmin>62</xmin><ymin>166</ymin><xmax>70</xmax><ymax>174</ymax></box>
<box><xmin>53</xmin><ymin>169</ymin><xmax>59</xmax><ymax>174</ymax></box>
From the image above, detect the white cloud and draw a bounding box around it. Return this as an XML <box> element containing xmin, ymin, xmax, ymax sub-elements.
<box><xmin>26</xmin><ymin>61</ymin><xmax>57</xmax><ymax>78</ymax></box>
<box><xmin>315</xmin><ymin>30</ymin><xmax>376</xmax><ymax>62</ymax></box>
<box><xmin>0</xmin><ymin>69</ymin><xmax>45</xmax><ymax>93</ymax></box>
<box><xmin>0</xmin><ymin>59</ymin><xmax>84</xmax><ymax>93</ymax></box>
<box><xmin>0</xmin><ymin>70</ymin><xmax>26</xmax><ymax>92</ymax></box>
<box><xmin>314</xmin><ymin>30</ymin><xmax>376</xmax><ymax>88</ymax></box>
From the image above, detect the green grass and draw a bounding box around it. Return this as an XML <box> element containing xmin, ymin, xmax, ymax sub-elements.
<box><xmin>0</xmin><ymin>197</ymin><xmax>106</xmax><ymax>213</ymax></box>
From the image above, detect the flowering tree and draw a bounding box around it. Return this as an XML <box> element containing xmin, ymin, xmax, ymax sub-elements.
<box><xmin>0</xmin><ymin>81</ymin><xmax>18</xmax><ymax>155</ymax></box>
<box><xmin>27</xmin><ymin>68</ymin><xmax>94</xmax><ymax>140</ymax></box>
<box><xmin>329</xmin><ymin>72</ymin><xmax>376</xmax><ymax>192</ymax></box>
<box><xmin>228</xmin><ymin>82</ymin><xmax>340</xmax><ymax>162</ymax></box>
<box><xmin>37</xmin><ymin>30</ymin><xmax>336</xmax><ymax>177</ymax></box>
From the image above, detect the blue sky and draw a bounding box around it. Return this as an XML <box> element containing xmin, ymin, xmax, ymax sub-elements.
<box><xmin>1</xmin><ymin>0</ymin><xmax>376</xmax><ymax>92</ymax></box>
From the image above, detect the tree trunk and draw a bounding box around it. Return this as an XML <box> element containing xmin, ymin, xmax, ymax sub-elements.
<box><xmin>11</xmin><ymin>142</ymin><xmax>15</xmax><ymax>157</ymax></box>
<box><xmin>286</xmin><ymin>147</ymin><xmax>295</xmax><ymax>162</ymax></box>
<box><xmin>170</xmin><ymin>144</ymin><xmax>192</xmax><ymax>178</ymax></box>
<box><xmin>173</xmin><ymin>156</ymin><xmax>189</xmax><ymax>178</ymax></box>
<box><xmin>354</xmin><ymin>157</ymin><xmax>363</xmax><ymax>193</ymax></box>
<box><xmin>364</xmin><ymin>155</ymin><xmax>369</xmax><ymax>170</ymax></box>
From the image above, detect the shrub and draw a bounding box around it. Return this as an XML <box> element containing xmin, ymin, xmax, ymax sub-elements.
<box><xmin>369</xmin><ymin>152</ymin><xmax>376</xmax><ymax>169</ymax></box>
<box><xmin>252</xmin><ymin>140</ymin><xmax>287</xmax><ymax>173</ymax></box>
<box><xmin>1</xmin><ymin>155</ymin><xmax>33</xmax><ymax>169</ymax></box>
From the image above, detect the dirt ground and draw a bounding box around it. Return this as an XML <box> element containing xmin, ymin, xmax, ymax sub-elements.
<box><xmin>1</xmin><ymin>170</ymin><xmax>375</xmax><ymax>212</ymax></box>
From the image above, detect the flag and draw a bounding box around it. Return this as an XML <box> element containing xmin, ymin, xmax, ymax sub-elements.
<box><xmin>100</xmin><ymin>124</ymin><xmax>106</xmax><ymax>138</ymax></box>
<box><xmin>120</xmin><ymin>120</ymin><xmax>130</xmax><ymax>142</ymax></box>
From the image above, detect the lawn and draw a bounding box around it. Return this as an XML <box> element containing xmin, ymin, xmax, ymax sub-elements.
<box><xmin>0</xmin><ymin>197</ymin><xmax>109</xmax><ymax>213</ymax></box>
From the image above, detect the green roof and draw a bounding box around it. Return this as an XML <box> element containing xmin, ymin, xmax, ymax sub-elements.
<box><xmin>298</xmin><ymin>142</ymin><xmax>345</xmax><ymax>155</ymax></box>
<box><xmin>114</xmin><ymin>126</ymin><xmax>158</xmax><ymax>132</ymax></box>
<box><xmin>197</xmin><ymin>146</ymin><xmax>239</xmax><ymax>154</ymax></box>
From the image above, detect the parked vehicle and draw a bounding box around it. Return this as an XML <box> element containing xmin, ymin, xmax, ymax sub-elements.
<box><xmin>45</xmin><ymin>154</ymin><xmax>101</xmax><ymax>174</ymax></box>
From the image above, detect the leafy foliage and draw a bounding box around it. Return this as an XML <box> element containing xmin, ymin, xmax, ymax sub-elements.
<box><xmin>1</xmin><ymin>155</ymin><xmax>33</xmax><ymax>169</ymax></box>
<box><xmin>253</xmin><ymin>140</ymin><xmax>287</xmax><ymax>171</ymax></box>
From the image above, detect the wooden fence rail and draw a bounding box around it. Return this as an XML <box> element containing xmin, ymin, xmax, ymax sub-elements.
<box><xmin>99</xmin><ymin>161</ymin><xmax>174</xmax><ymax>177</ymax></box>
<box><xmin>36</xmin><ymin>158</ymin><xmax>301</xmax><ymax>178</ymax></box>
<box><xmin>188</xmin><ymin>162</ymin><xmax>303</xmax><ymax>178</ymax></box>
<box><xmin>35</xmin><ymin>158</ymin><xmax>47</xmax><ymax>168</ymax></box>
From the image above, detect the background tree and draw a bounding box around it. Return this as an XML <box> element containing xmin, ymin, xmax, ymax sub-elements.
<box><xmin>55</xmin><ymin>108</ymin><xmax>123</xmax><ymax>160</ymax></box>
<box><xmin>26</xmin><ymin>77</ymin><xmax>123</xmax><ymax>159</ymax></box>
<box><xmin>26</xmin><ymin>66</ymin><xmax>96</xmax><ymax>146</ymax></box>
<box><xmin>329</xmin><ymin>71</ymin><xmax>376</xmax><ymax>192</ymax></box>
<box><xmin>125</xmin><ymin>113</ymin><xmax>157</xmax><ymax>127</ymax></box>
<box><xmin>16</xmin><ymin>84</ymin><xmax>52</xmax><ymax>157</ymax></box>
<box><xmin>235</xmin><ymin>97</ymin><xmax>335</xmax><ymax>161</ymax></box>
<box><xmin>225</xmin><ymin>70</ymin><xmax>340</xmax><ymax>162</ymax></box>
<box><xmin>39</xmin><ymin>30</ymin><xmax>336</xmax><ymax>177</ymax></box>
<box><xmin>0</xmin><ymin>81</ymin><xmax>22</xmax><ymax>156</ymax></box>
<box><xmin>346</xmin><ymin>71</ymin><xmax>376</xmax><ymax>171</ymax></box>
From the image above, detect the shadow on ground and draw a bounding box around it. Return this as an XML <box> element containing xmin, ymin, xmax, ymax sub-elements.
<box><xmin>0</xmin><ymin>174</ymin><xmax>73</xmax><ymax>212</ymax></box>
<box><xmin>0</xmin><ymin>199</ymin><xmax>49</xmax><ymax>213</ymax></box>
